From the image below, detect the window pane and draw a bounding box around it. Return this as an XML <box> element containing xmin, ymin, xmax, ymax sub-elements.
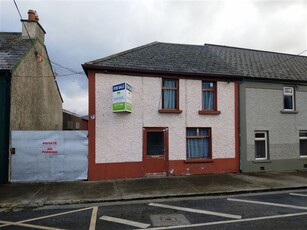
<box><xmin>147</xmin><ymin>132</ymin><xmax>164</xmax><ymax>156</ymax></box>
<box><xmin>162</xmin><ymin>79</ymin><xmax>177</xmax><ymax>109</ymax></box>
<box><xmin>299</xmin><ymin>131</ymin><xmax>307</xmax><ymax>138</ymax></box>
<box><xmin>300</xmin><ymin>140</ymin><xmax>307</xmax><ymax>156</ymax></box>
<box><xmin>255</xmin><ymin>140</ymin><xmax>266</xmax><ymax>158</ymax></box>
<box><xmin>202</xmin><ymin>82</ymin><xmax>214</xmax><ymax>89</ymax></box>
<box><xmin>163</xmin><ymin>80</ymin><xmax>176</xmax><ymax>88</ymax></box>
<box><xmin>199</xmin><ymin>128</ymin><xmax>209</xmax><ymax>136</ymax></box>
<box><xmin>187</xmin><ymin>128</ymin><xmax>197</xmax><ymax>136</ymax></box>
<box><xmin>255</xmin><ymin>133</ymin><xmax>265</xmax><ymax>138</ymax></box>
<box><xmin>202</xmin><ymin>91</ymin><xmax>214</xmax><ymax>110</ymax></box>
<box><xmin>284</xmin><ymin>95</ymin><xmax>293</xmax><ymax>110</ymax></box>
<box><xmin>187</xmin><ymin>138</ymin><xmax>209</xmax><ymax>158</ymax></box>
<box><xmin>163</xmin><ymin>89</ymin><xmax>176</xmax><ymax>109</ymax></box>
<box><xmin>284</xmin><ymin>87</ymin><xmax>293</xmax><ymax>94</ymax></box>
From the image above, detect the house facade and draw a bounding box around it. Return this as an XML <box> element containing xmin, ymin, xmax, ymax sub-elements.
<box><xmin>0</xmin><ymin>10</ymin><xmax>63</xmax><ymax>183</ymax></box>
<box><xmin>83</xmin><ymin>42</ymin><xmax>240</xmax><ymax>180</ymax></box>
<box><xmin>83</xmin><ymin>42</ymin><xmax>307</xmax><ymax>180</ymax></box>
<box><xmin>203</xmin><ymin>45</ymin><xmax>307</xmax><ymax>172</ymax></box>
<box><xmin>240</xmin><ymin>81</ymin><xmax>307</xmax><ymax>172</ymax></box>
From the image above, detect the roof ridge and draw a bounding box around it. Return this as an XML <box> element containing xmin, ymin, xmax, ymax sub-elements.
<box><xmin>205</xmin><ymin>43</ymin><xmax>307</xmax><ymax>58</ymax></box>
<box><xmin>158</xmin><ymin>41</ymin><xmax>207</xmax><ymax>48</ymax></box>
<box><xmin>88</xmin><ymin>41</ymin><xmax>160</xmax><ymax>65</ymax></box>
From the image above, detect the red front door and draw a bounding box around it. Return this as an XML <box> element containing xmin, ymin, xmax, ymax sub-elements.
<box><xmin>143</xmin><ymin>127</ymin><xmax>168</xmax><ymax>176</ymax></box>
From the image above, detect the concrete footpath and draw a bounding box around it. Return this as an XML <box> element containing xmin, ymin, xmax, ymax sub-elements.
<box><xmin>1</xmin><ymin>171</ymin><xmax>307</xmax><ymax>209</ymax></box>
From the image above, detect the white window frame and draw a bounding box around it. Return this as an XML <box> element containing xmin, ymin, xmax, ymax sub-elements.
<box><xmin>283</xmin><ymin>86</ymin><xmax>295</xmax><ymax>111</ymax></box>
<box><xmin>299</xmin><ymin>130</ymin><xmax>307</xmax><ymax>157</ymax></box>
<box><xmin>255</xmin><ymin>131</ymin><xmax>268</xmax><ymax>160</ymax></box>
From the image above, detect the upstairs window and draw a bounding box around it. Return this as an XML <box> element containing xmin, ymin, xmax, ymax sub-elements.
<box><xmin>186</xmin><ymin>128</ymin><xmax>211</xmax><ymax>159</ymax></box>
<box><xmin>300</xmin><ymin>131</ymin><xmax>307</xmax><ymax>157</ymax></box>
<box><xmin>202</xmin><ymin>82</ymin><xmax>216</xmax><ymax>110</ymax></box>
<box><xmin>255</xmin><ymin>131</ymin><xmax>268</xmax><ymax>160</ymax></box>
<box><xmin>199</xmin><ymin>81</ymin><xmax>220</xmax><ymax>115</ymax></box>
<box><xmin>283</xmin><ymin>87</ymin><xmax>295</xmax><ymax>111</ymax></box>
<box><xmin>161</xmin><ymin>79</ymin><xmax>180</xmax><ymax>111</ymax></box>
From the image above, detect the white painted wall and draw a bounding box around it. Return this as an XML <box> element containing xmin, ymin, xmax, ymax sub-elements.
<box><xmin>95</xmin><ymin>74</ymin><xmax>236</xmax><ymax>163</ymax></box>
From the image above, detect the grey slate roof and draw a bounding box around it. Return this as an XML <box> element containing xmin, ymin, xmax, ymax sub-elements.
<box><xmin>84</xmin><ymin>42</ymin><xmax>307</xmax><ymax>82</ymax></box>
<box><xmin>0</xmin><ymin>32</ymin><xmax>32</xmax><ymax>71</ymax></box>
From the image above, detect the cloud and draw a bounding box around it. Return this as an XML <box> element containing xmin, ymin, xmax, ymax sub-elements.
<box><xmin>61</xmin><ymin>87</ymin><xmax>88</xmax><ymax>116</ymax></box>
<box><xmin>1</xmin><ymin>0</ymin><xmax>306</xmax><ymax>117</ymax></box>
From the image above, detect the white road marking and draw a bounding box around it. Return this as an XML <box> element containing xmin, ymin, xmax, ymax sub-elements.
<box><xmin>227</xmin><ymin>198</ymin><xmax>307</xmax><ymax>210</ymax></box>
<box><xmin>139</xmin><ymin>211</ymin><xmax>307</xmax><ymax>230</ymax></box>
<box><xmin>0</xmin><ymin>220</ymin><xmax>62</xmax><ymax>230</ymax></box>
<box><xmin>100</xmin><ymin>215</ymin><xmax>150</xmax><ymax>229</ymax></box>
<box><xmin>148</xmin><ymin>203</ymin><xmax>241</xmax><ymax>219</ymax></box>
<box><xmin>290</xmin><ymin>193</ymin><xmax>307</xmax><ymax>198</ymax></box>
<box><xmin>0</xmin><ymin>206</ymin><xmax>93</xmax><ymax>228</ymax></box>
<box><xmin>89</xmin><ymin>206</ymin><xmax>98</xmax><ymax>230</ymax></box>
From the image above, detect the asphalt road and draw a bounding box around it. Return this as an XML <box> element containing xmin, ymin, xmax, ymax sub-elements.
<box><xmin>1</xmin><ymin>189</ymin><xmax>307</xmax><ymax>229</ymax></box>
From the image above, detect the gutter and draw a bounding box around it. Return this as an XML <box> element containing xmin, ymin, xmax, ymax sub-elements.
<box><xmin>81</xmin><ymin>64</ymin><xmax>243</xmax><ymax>81</ymax></box>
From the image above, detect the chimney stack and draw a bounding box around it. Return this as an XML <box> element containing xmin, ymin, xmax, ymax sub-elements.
<box><xmin>27</xmin><ymin>10</ymin><xmax>36</xmax><ymax>21</ymax></box>
<box><xmin>22</xmin><ymin>9</ymin><xmax>45</xmax><ymax>43</ymax></box>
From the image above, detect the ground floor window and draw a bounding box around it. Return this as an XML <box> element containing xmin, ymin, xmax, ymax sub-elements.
<box><xmin>300</xmin><ymin>131</ymin><xmax>307</xmax><ymax>157</ymax></box>
<box><xmin>255</xmin><ymin>131</ymin><xmax>268</xmax><ymax>160</ymax></box>
<box><xmin>186</xmin><ymin>128</ymin><xmax>211</xmax><ymax>159</ymax></box>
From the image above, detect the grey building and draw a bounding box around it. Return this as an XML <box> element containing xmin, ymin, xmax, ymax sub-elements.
<box><xmin>203</xmin><ymin>45</ymin><xmax>307</xmax><ymax>172</ymax></box>
<box><xmin>0</xmin><ymin>10</ymin><xmax>63</xmax><ymax>183</ymax></box>
<box><xmin>241</xmin><ymin>81</ymin><xmax>307</xmax><ymax>172</ymax></box>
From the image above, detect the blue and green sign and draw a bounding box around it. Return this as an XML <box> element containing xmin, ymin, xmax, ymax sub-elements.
<box><xmin>112</xmin><ymin>82</ymin><xmax>132</xmax><ymax>112</ymax></box>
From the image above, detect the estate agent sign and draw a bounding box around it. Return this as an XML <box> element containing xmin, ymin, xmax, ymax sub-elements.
<box><xmin>112</xmin><ymin>82</ymin><xmax>132</xmax><ymax>112</ymax></box>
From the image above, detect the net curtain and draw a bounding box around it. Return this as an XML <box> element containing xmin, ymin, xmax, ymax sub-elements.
<box><xmin>186</xmin><ymin>129</ymin><xmax>209</xmax><ymax>158</ymax></box>
<box><xmin>163</xmin><ymin>80</ymin><xmax>176</xmax><ymax>109</ymax></box>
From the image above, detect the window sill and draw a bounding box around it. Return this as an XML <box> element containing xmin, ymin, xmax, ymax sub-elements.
<box><xmin>185</xmin><ymin>158</ymin><xmax>214</xmax><ymax>164</ymax></box>
<box><xmin>253</xmin><ymin>160</ymin><xmax>272</xmax><ymax>163</ymax></box>
<box><xmin>198</xmin><ymin>110</ymin><xmax>221</xmax><ymax>115</ymax></box>
<box><xmin>159</xmin><ymin>109</ymin><xmax>182</xmax><ymax>114</ymax></box>
<box><xmin>280</xmin><ymin>110</ymin><xmax>298</xmax><ymax>114</ymax></box>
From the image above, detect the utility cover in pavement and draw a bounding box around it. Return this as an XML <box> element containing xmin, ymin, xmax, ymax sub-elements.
<box><xmin>150</xmin><ymin>214</ymin><xmax>190</xmax><ymax>227</ymax></box>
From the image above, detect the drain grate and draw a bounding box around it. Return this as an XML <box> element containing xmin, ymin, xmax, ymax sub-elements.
<box><xmin>150</xmin><ymin>214</ymin><xmax>190</xmax><ymax>227</ymax></box>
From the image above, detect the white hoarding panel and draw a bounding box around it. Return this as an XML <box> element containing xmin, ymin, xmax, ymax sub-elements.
<box><xmin>11</xmin><ymin>131</ymin><xmax>88</xmax><ymax>182</ymax></box>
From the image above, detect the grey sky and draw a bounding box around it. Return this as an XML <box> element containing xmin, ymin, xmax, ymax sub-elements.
<box><xmin>1</xmin><ymin>0</ymin><xmax>306</xmax><ymax>116</ymax></box>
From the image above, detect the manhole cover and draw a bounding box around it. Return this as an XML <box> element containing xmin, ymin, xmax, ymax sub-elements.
<box><xmin>150</xmin><ymin>214</ymin><xmax>190</xmax><ymax>227</ymax></box>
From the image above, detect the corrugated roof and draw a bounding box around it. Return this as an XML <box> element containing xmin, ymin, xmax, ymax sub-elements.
<box><xmin>84</xmin><ymin>42</ymin><xmax>307</xmax><ymax>82</ymax></box>
<box><xmin>0</xmin><ymin>32</ymin><xmax>32</xmax><ymax>71</ymax></box>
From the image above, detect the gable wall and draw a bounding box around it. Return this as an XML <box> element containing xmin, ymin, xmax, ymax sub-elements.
<box><xmin>10</xmin><ymin>42</ymin><xmax>62</xmax><ymax>130</ymax></box>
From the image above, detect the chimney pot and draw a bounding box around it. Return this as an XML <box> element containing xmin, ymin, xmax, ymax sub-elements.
<box><xmin>28</xmin><ymin>9</ymin><xmax>36</xmax><ymax>21</ymax></box>
<box><xmin>35</xmin><ymin>11</ymin><xmax>39</xmax><ymax>21</ymax></box>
